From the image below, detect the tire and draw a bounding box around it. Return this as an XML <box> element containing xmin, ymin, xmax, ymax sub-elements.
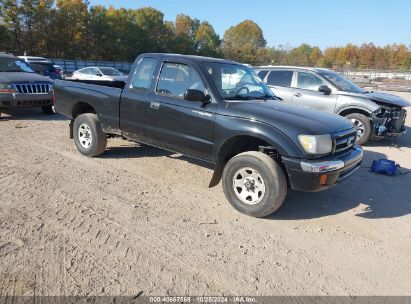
<box><xmin>73</xmin><ymin>113</ymin><xmax>107</xmax><ymax>157</ymax></box>
<box><xmin>42</xmin><ymin>105</ymin><xmax>55</xmax><ymax>115</ymax></box>
<box><xmin>345</xmin><ymin>113</ymin><xmax>372</xmax><ymax>145</ymax></box>
<box><xmin>222</xmin><ymin>151</ymin><xmax>287</xmax><ymax>218</ymax></box>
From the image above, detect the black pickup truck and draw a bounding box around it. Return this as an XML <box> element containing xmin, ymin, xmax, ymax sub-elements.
<box><xmin>54</xmin><ymin>53</ymin><xmax>363</xmax><ymax>217</ymax></box>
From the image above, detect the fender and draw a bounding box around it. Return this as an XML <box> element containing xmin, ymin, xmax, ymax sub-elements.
<box><xmin>209</xmin><ymin>115</ymin><xmax>302</xmax><ymax>187</ymax></box>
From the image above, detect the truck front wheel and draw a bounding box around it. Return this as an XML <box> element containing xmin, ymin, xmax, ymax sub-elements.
<box><xmin>222</xmin><ymin>151</ymin><xmax>287</xmax><ymax>218</ymax></box>
<box><xmin>73</xmin><ymin>113</ymin><xmax>107</xmax><ymax>157</ymax></box>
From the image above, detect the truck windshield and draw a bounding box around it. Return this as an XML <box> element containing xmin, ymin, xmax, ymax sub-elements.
<box><xmin>204</xmin><ymin>62</ymin><xmax>277</xmax><ymax>100</ymax></box>
<box><xmin>318</xmin><ymin>70</ymin><xmax>364</xmax><ymax>94</ymax></box>
<box><xmin>0</xmin><ymin>57</ymin><xmax>34</xmax><ymax>73</ymax></box>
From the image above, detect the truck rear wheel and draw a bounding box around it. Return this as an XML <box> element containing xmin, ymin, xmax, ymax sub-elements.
<box><xmin>345</xmin><ymin>113</ymin><xmax>372</xmax><ymax>145</ymax></box>
<box><xmin>73</xmin><ymin>113</ymin><xmax>107</xmax><ymax>157</ymax></box>
<box><xmin>222</xmin><ymin>151</ymin><xmax>287</xmax><ymax>218</ymax></box>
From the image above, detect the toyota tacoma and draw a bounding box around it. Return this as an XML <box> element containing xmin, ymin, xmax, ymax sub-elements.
<box><xmin>54</xmin><ymin>54</ymin><xmax>363</xmax><ymax>217</ymax></box>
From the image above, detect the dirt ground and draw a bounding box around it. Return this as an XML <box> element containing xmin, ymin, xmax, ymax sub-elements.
<box><xmin>0</xmin><ymin>92</ymin><xmax>410</xmax><ymax>297</ymax></box>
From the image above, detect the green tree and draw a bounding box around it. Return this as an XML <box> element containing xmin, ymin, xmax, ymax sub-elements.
<box><xmin>53</xmin><ymin>0</ymin><xmax>89</xmax><ymax>58</ymax></box>
<box><xmin>194</xmin><ymin>21</ymin><xmax>221</xmax><ymax>57</ymax></box>
<box><xmin>133</xmin><ymin>7</ymin><xmax>170</xmax><ymax>55</ymax></box>
<box><xmin>173</xmin><ymin>14</ymin><xmax>200</xmax><ymax>54</ymax></box>
<box><xmin>0</xmin><ymin>0</ymin><xmax>23</xmax><ymax>53</ymax></box>
<box><xmin>221</xmin><ymin>20</ymin><xmax>266</xmax><ymax>64</ymax></box>
<box><xmin>309</xmin><ymin>46</ymin><xmax>323</xmax><ymax>66</ymax></box>
<box><xmin>255</xmin><ymin>47</ymin><xmax>276</xmax><ymax>65</ymax></box>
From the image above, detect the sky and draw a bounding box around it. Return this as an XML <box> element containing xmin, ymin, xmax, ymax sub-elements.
<box><xmin>90</xmin><ymin>0</ymin><xmax>411</xmax><ymax>49</ymax></box>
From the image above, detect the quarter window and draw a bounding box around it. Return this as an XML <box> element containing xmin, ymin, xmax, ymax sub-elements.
<box><xmin>131</xmin><ymin>57</ymin><xmax>158</xmax><ymax>92</ymax></box>
<box><xmin>296</xmin><ymin>72</ymin><xmax>326</xmax><ymax>90</ymax></box>
<box><xmin>156</xmin><ymin>62</ymin><xmax>205</xmax><ymax>98</ymax></box>
<box><xmin>266</xmin><ymin>71</ymin><xmax>293</xmax><ymax>87</ymax></box>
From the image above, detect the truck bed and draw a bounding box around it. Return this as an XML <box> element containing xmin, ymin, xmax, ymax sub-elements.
<box><xmin>67</xmin><ymin>79</ymin><xmax>126</xmax><ymax>89</ymax></box>
<box><xmin>54</xmin><ymin>79</ymin><xmax>123</xmax><ymax>134</ymax></box>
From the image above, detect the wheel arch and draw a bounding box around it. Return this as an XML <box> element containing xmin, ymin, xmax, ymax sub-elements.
<box><xmin>69</xmin><ymin>102</ymin><xmax>97</xmax><ymax>139</ymax></box>
<box><xmin>209</xmin><ymin>134</ymin><xmax>292</xmax><ymax>188</ymax></box>
<box><xmin>337</xmin><ymin>107</ymin><xmax>372</xmax><ymax>118</ymax></box>
<box><xmin>72</xmin><ymin>101</ymin><xmax>96</xmax><ymax>119</ymax></box>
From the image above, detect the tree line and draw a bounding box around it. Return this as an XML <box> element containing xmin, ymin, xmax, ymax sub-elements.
<box><xmin>1</xmin><ymin>0</ymin><xmax>410</xmax><ymax>70</ymax></box>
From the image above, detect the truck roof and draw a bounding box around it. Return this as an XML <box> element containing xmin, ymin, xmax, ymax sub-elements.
<box><xmin>254</xmin><ymin>65</ymin><xmax>331</xmax><ymax>73</ymax></box>
<box><xmin>139</xmin><ymin>53</ymin><xmax>239</xmax><ymax>65</ymax></box>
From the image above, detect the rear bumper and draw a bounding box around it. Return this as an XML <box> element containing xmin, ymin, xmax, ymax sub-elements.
<box><xmin>282</xmin><ymin>146</ymin><xmax>363</xmax><ymax>192</ymax></box>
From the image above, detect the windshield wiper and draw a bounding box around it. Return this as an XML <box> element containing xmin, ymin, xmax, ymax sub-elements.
<box><xmin>224</xmin><ymin>95</ymin><xmax>254</xmax><ymax>101</ymax></box>
<box><xmin>253</xmin><ymin>94</ymin><xmax>279</xmax><ymax>101</ymax></box>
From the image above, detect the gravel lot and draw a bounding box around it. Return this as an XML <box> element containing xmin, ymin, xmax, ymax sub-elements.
<box><xmin>1</xmin><ymin>92</ymin><xmax>410</xmax><ymax>296</ymax></box>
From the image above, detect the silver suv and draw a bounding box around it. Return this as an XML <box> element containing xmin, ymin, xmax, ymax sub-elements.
<box><xmin>255</xmin><ymin>66</ymin><xmax>410</xmax><ymax>144</ymax></box>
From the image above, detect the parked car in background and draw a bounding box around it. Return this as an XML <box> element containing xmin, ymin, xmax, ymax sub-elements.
<box><xmin>54</xmin><ymin>53</ymin><xmax>362</xmax><ymax>218</ymax></box>
<box><xmin>19</xmin><ymin>56</ymin><xmax>64</xmax><ymax>80</ymax></box>
<box><xmin>255</xmin><ymin>66</ymin><xmax>410</xmax><ymax>145</ymax></box>
<box><xmin>71</xmin><ymin>67</ymin><xmax>127</xmax><ymax>82</ymax></box>
<box><xmin>0</xmin><ymin>52</ymin><xmax>54</xmax><ymax>116</ymax></box>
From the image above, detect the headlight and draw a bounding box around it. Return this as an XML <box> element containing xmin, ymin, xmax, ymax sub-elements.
<box><xmin>298</xmin><ymin>134</ymin><xmax>332</xmax><ymax>154</ymax></box>
<box><xmin>0</xmin><ymin>83</ymin><xmax>16</xmax><ymax>93</ymax></box>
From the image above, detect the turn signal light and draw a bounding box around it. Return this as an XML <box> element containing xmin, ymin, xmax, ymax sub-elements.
<box><xmin>319</xmin><ymin>174</ymin><xmax>328</xmax><ymax>185</ymax></box>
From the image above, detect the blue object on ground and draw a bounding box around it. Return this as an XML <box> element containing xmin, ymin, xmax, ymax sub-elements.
<box><xmin>371</xmin><ymin>159</ymin><xmax>398</xmax><ymax>176</ymax></box>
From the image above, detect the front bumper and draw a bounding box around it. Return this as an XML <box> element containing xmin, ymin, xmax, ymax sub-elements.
<box><xmin>282</xmin><ymin>145</ymin><xmax>363</xmax><ymax>192</ymax></box>
<box><xmin>0</xmin><ymin>93</ymin><xmax>52</xmax><ymax>108</ymax></box>
<box><xmin>371</xmin><ymin>108</ymin><xmax>407</xmax><ymax>139</ymax></box>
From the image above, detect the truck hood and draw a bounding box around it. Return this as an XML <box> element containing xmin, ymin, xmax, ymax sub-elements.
<box><xmin>337</xmin><ymin>91</ymin><xmax>411</xmax><ymax>108</ymax></box>
<box><xmin>221</xmin><ymin>100</ymin><xmax>353</xmax><ymax>135</ymax></box>
<box><xmin>0</xmin><ymin>72</ymin><xmax>53</xmax><ymax>83</ymax></box>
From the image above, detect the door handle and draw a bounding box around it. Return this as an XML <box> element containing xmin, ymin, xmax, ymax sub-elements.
<box><xmin>293</xmin><ymin>92</ymin><xmax>302</xmax><ymax>97</ymax></box>
<box><xmin>150</xmin><ymin>101</ymin><xmax>160</xmax><ymax>110</ymax></box>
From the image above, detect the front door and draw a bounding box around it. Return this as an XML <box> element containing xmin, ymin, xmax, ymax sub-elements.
<box><xmin>146</xmin><ymin>61</ymin><xmax>216</xmax><ymax>161</ymax></box>
<box><xmin>292</xmin><ymin>71</ymin><xmax>337</xmax><ymax>113</ymax></box>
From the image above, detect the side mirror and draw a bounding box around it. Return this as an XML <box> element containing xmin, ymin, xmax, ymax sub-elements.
<box><xmin>318</xmin><ymin>85</ymin><xmax>332</xmax><ymax>95</ymax></box>
<box><xmin>184</xmin><ymin>89</ymin><xmax>206</xmax><ymax>102</ymax></box>
<box><xmin>96</xmin><ymin>73</ymin><xmax>103</xmax><ymax>77</ymax></box>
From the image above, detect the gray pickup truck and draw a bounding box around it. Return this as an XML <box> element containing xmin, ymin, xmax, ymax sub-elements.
<box><xmin>255</xmin><ymin>66</ymin><xmax>410</xmax><ymax>145</ymax></box>
<box><xmin>0</xmin><ymin>52</ymin><xmax>54</xmax><ymax>116</ymax></box>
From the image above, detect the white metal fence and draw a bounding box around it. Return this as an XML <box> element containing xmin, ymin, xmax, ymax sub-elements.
<box><xmin>338</xmin><ymin>69</ymin><xmax>411</xmax><ymax>92</ymax></box>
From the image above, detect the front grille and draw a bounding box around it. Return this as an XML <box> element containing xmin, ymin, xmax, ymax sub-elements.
<box><xmin>13</xmin><ymin>83</ymin><xmax>52</xmax><ymax>94</ymax></box>
<box><xmin>333</xmin><ymin>130</ymin><xmax>357</xmax><ymax>154</ymax></box>
<box><xmin>391</xmin><ymin>109</ymin><xmax>407</xmax><ymax>132</ymax></box>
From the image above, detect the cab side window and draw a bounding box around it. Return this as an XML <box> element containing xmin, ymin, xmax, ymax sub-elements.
<box><xmin>296</xmin><ymin>72</ymin><xmax>326</xmax><ymax>90</ymax></box>
<box><xmin>156</xmin><ymin>62</ymin><xmax>206</xmax><ymax>98</ymax></box>
<box><xmin>130</xmin><ymin>57</ymin><xmax>158</xmax><ymax>93</ymax></box>
<box><xmin>257</xmin><ymin>70</ymin><xmax>269</xmax><ymax>80</ymax></box>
